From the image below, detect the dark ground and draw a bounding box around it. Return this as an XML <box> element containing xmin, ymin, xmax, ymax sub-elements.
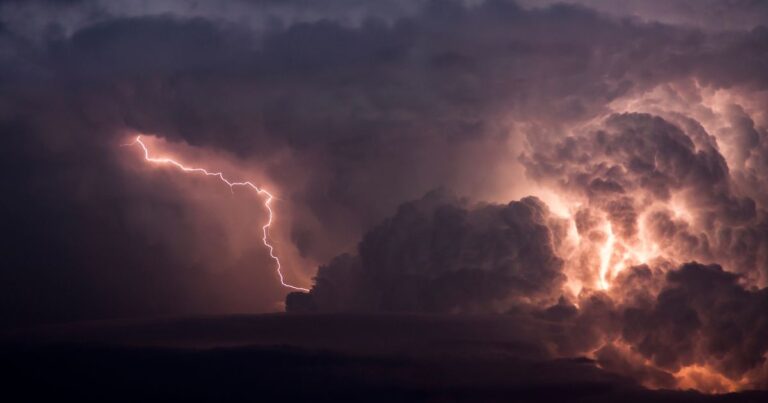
<box><xmin>1</xmin><ymin>314</ymin><xmax>766</xmax><ymax>402</ymax></box>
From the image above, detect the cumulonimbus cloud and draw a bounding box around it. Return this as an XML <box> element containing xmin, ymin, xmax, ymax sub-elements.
<box><xmin>1</xmin><ymin>0</ymin><xmax>767</xmax><ymax>392</ymax></box>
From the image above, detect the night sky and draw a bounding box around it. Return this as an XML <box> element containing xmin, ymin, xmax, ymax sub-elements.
<box><xmin>2</xmin><ymin>0</ymin><xmax>768</xmax><ymax>400</ymax></box>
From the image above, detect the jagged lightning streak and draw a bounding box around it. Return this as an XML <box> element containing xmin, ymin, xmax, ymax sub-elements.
<box><xmin>598</xmin><ymin>222</ymin><xmax>616</xmax><ymax>290</ymax></box>
<box><xmin>126</xmin><ymin>135</ymin><xmax>309</xmax><ymax>292</ymax></box>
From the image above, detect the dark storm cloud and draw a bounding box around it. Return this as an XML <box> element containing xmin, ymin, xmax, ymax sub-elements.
<box><xmin>1</xmin><ymin>0</ymin><xmax>767</xmax><ymax>344</ymax></box>
<box><xmin>515</xmin><ymin>262</ymin><xmax>768</xmax><ymax>388</ymax></box>
<box><xmin>288</xmin><ymin>231</ymin><xmax>768</xmax><ymax>387</ymax></box>
<box><xmin>288</xmin><ymin>190</ymin><xmax>565</xmax><ymax>313</ymax></box>
<box><xmin>622</xmin><ymin>263</ymin><xmax>768</xmax><ymax>380</ymax></box>
<box><xmin>519</xmin><ymin>0</ymin><xmax>768</xmax><ymax>32</ymax></box>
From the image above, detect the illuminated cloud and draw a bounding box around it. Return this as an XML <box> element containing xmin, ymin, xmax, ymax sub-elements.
<box><xmin>1</xmin><ymin>0</ymin><xmax>767</xmax><ymax>393</ymax></box>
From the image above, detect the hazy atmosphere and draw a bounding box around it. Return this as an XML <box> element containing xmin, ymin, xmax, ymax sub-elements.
<box><xmin>2</xmin><ymin>1</ymin><xmax>768</xmax><ymax>401</ymax></box>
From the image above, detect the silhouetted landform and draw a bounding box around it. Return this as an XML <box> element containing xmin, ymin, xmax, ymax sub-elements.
<box><xmin>2</xmin><ymin>314</ymin><xmax>767</xmax><ymax>402</ymax></box>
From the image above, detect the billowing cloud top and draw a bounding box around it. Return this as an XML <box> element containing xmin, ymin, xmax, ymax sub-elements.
<box><xmin>1</xmin><ymin>0</ymin><xmax>767</xmax><ymax>393</ymax></box>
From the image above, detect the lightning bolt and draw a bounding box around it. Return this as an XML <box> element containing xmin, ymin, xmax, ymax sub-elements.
<box><xmin>126</xmin><ymin>135</ymin><xmax>309</xmax><ymax>292</ymax></box>
<box><xmin>598</xmin><ymin>221</ymin><xmax>615</xmax><ymax>290</ymax></box>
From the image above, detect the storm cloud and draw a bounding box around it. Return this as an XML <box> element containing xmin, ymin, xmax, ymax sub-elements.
<box><xmin>288</xmin><ymin>190</ymin><xmax>566</xmax><ymax>313</ymax></box>
<box><xmin>1</xmin><ymin>0</ymin><xmax>768</xmax><ymax>393</ymax></box>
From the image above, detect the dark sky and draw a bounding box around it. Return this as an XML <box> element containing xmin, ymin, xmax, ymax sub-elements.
<box><xmin>1</xmin><ymin>0</ymin><xmax>768</xmax><ymax>394</ymax></box>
